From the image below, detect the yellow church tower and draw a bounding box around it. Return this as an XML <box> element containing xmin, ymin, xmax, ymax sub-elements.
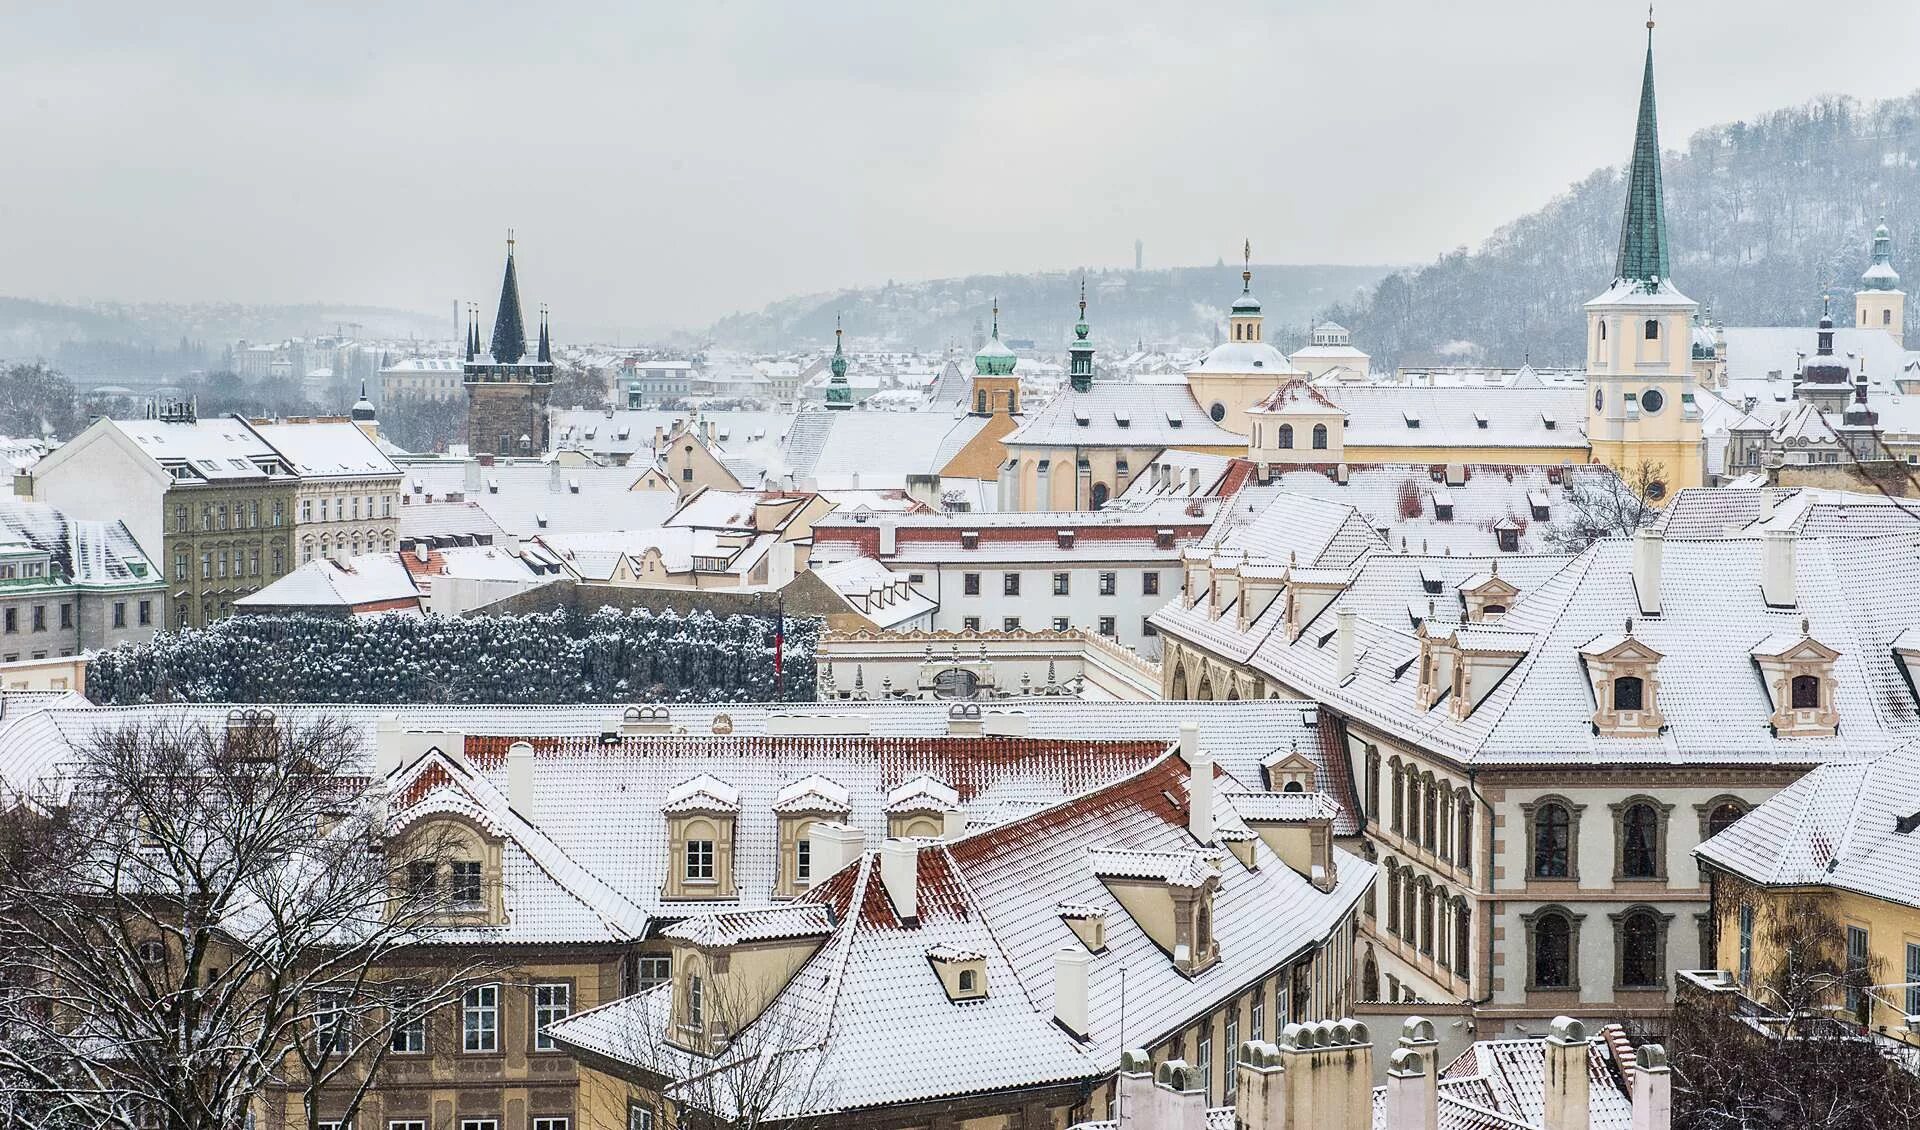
<box><xmin>1583</xmin><ymin>16</ymin><xmax>1702</xmax><ymax>500</ymax></box>
<box><xmin>1856</xmin><ymin>218</ymin><xmax>1905</xmax><ymax>344</ymax></box>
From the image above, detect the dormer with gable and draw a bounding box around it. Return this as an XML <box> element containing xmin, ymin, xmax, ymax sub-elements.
<box><xmin>1579</xmin><ymin>623</ymin><xmax>1666</xmax><ymax>736</ymax></box>
<box><xmin>1416</xmin><ymin>622</ymin><xmax>1530</xmax><ymax>720</ymax></box>
<box><xmin>1460</xmin><ymin>564</ymin><xmax>1520</xmax><ymax>621</ymax></box>
<box><xmin>663</xmin><ymin>774</ymin><xmax>741</xmax><ymax>900</ymax></box>
<box><xmin>1245</xmin><ymin>379</ymin><xmax>1347</xmax><ymax>465</ymax></box>
<box><xmin>1260</xmin><ymin>744</ymin><xmax>1319</xmax><ymax>793</ymax></box>
<box><xmin>663</xmin><ymin>904</ymin><xmax>835</xmax><ymax>1055</ymax></box>
<box><xmin>886</xmin><ymin>775</ymin><xmax>964</xmax><ymax>839</ymax></box>
<box><xmin>1751</xmin><ymin>620</ymin><xmax>1841</xmax><ymax>737</ymax></box>
<box><xmin>1226</xmin><ymin>791</ymin><xmax>1340</xmax><ymax>893</ymax></box>
<box><xmin>1282</xmin><ymin>565</ymin><xmax>1350</xmax><ymax>641</ymax></box>
<box><xmin>771</xmin><ymin>774</ymin><xmax>851</xmax><ymax>898</ymax></box>
<box><xmin>1091</xmin><ymin>847</ymin><xmax>1222</xmax><ymax>976</ymax></box>
<box><xmin>385</xmin><ymin>748</ymin><xmax>517</xmax><ymax>928</ymax></box>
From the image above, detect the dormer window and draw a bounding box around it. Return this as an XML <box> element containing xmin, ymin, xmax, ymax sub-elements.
<box><xmin>1613</xmin><ymin>675</ymin><xmax>1644</xmax><ymax>710</ymax></box>
<box><xmin>663</xmin><ymin>775</ymin><xmax>741</xmax><ymax>899</ymax></box>
<box><xmin>928</xmin><ymin>945</ymin><xmax>988</xmax><ymax>1002</ymax></box>
<box><xmin>1791</xmin><ymin>675</ymin><xmax>1820</xmax><ymax>709</ymax></box>
<box><xmin>1580</xmin><ymin>627</ymin><xmax>1665</xmax><ymax>736</ymax></box>
<box><xmin>1751</xmin><ymin>620</ymin><xmax>1841</xmax><ymax>737</ymax></box>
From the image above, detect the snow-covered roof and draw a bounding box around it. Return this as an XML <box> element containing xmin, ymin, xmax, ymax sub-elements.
<box><xmin>1319</xmin><ymin>387</ymin><xmax>1589</xmax><ymax>451</ymax></box>
<box><xmin>234</xmin><ymin>553</ymin><xmax>421</xmax><ymax>612</ymax></box>
<box><xmin>399</xmin><ymin>461</ymin><xmax>679</xmax><ymax>538</ymax></box>
<box><xmin>812</xmin><ymin>556</ymin><xmax>938</xmax><ymax>629</ymax></box>
<box><xmin>249</xmin><ymin>420</ymin><xmax>399</xmax><ymax>480</ymax></box>
<box><xmin>1004</xmin><ymin>382</ymin><xmax>1239</xmax><ymax>449</ymax></box>
<box><xmin>1186</xmin><ymin>340</ymin><xmax>1300</xmax><ymax>377</ymax></box>
<box><xmin>0</xmin><ymin>498</ymin><xmax>159</xmax><ymax>590</ymax></box>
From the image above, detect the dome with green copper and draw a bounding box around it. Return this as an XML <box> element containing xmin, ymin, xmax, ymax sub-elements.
<box><xmin>825</xmin><ymin>318</ymin><xmax>853</xmax><ymax>410</ymax></box>
<box><xmin>974</xmin><ymin>300</ymin><xmax>1017</xmax><ymax>376</ymax></box>
<box><xmin>1068</xmin><ymin>277</ymin><xmax>1095</xmax><ymax>393</ymax></box>
<box><xmin>1862</xmin><ymin>217</ymin><xmax>1901</xmax><ymax>292</ymax></box>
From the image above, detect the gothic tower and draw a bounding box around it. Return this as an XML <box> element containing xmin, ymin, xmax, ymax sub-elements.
<box><xmin>464</xmin><ymin>232</ymin><xmax>555</xmax><ymax>457</ymax></box>
<box><xmin>825</xmin><ymin>316</ymin><xmax>854</xmax><ymax>410</ymax></box>
<box><xmin>1856</xmin><ymin>217</ymin><xmax>1905</xmax><ymax>343</ymax></box>
<box><xmin>1582</xmin><ymin>17</ymin><xmax>1701</xmax><ymax>500</ymax></box>
<box><xmin>1068</xmin><ymin>277</ymin><xmax>1096</xmax><ymax>393</ymax></box>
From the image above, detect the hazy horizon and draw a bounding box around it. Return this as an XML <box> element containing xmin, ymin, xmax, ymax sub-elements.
<box><xmin>6</xmin><ymin>1</ymin><xmax>1919</xmax><ymax>337</ymax></box>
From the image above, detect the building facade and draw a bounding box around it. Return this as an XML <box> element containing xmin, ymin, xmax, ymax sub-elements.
<box><xmin>250</xmin><ymin>419</ymin><xmax>403</xmax><ymax>565</ymax></box>
<box><xmin>0</xmin><ymin>498</ymin><xmax>163</xmax><ymax>658</ymax></box>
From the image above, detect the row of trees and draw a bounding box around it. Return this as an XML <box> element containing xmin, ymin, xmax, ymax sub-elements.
<box><xmin>86</xmin><ymin>607</ymin><xmax>819</xmax><ymax>705</ymax></box>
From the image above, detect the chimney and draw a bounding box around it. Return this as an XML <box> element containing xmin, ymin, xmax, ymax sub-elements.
<box><xmin>879</xmin><ymin>839</ymin><xmax>919</xmax><ymax>922</ymax></box>
<box><xmin>1757</xmin><ymin>485</ymin><xmax>1775</xmax><ymax>521</ymax></box>
<box><xmin>1632</xmin><ymin>527</ymin><xmax>1663</xmax><ymax>616</ymax></box>
<box><xmin>810</xmin><ymin>821</ymin><xmax>865</xmax><ymax>878</ymax></box>
<box><xmin>413</xmin><ymin>541</ymin><xmax>430</xmax><ymax>564</ymax></box>
<box><xmin>1186</xmin><ymin>466</ymin><xmax>1199</xmax><ymax>493</ymax></box>
<box><xmin>1180</xmin><ymin>723</ymin><xmax>1212</xmax><ymax>843</ymax></box>
<box><xmin>652</xmin><ymin>424</ymin><xmax>664</xmax><ymax>454</ymax></box>
<box><xmin>1152</xmin><ymin>1061</ymin><xmax>1208</xmax><ymax>1130</ymax></box>
<box><xmin>1275</xmin><ymin>1019</ymin><xmax>1374</xmax><ymax>1130</ymax></box>
<box><xmin>878</xmin><ymin>519</ymin><xmax>898</xmax><ymax>556</ymax></box>
<box><xmin>1053</xmin><ymin>946</ymin><xmax>1091</xmax><ymax>1037</ymax></box>
<box><xmin>1233</xmin><ymin>1041</ymin><xmax>1285</xmax><ymax>1129</ymax></box>
<box><xmin>506</xmin><ymin>740</ymin><xmax>535</xmax><ymax>817</ymax></box>
<box><xmin>1543</xmin><ymin>1016</ymin><xmax>1591</xmax><ymax>1130</ymax></box>
<box><xmin>1115</xmin><ymin>1049</ymin><xmax>1154</xmax><ymax>1130</ymax></box>
<box><xmin>1335</xmin><ymin>608</ymin><xmax>1356</xmax><ymax>682</ymax></box>
<box><xmin>1761</xmin><ymin>529</ymin><xmax>1796</xmax><ymax>608</ymax></box>
<box><xmin>1631</xmin><ymin>1043</ymin><xmax>1673</xmax><ymax>1130</ymax></box>
<box><xmin>1384</xmin><ymin>1048</ymin><xmax>1438</xmax><ymax>1130</ymax></box>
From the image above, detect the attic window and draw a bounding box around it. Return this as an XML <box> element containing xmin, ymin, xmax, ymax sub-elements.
<box><xmin>1155</xmin><ymin>529</ymin><xmax>1175</xmax><ymax>549</ymax></box>
<box><xmin>927</xmin><ymin>945</ymin><xmax>988</xmax><ymax>1002</ymax></box>
<box><xmin>567</xmin><ymin>476</ymin><xmax>580</xmax><ymax>494</ymax></box>
<box><xmin>1115</xmin><ymin>411</ymin><xmax>1131</xmax><ymax>428</ymax></box>
<box><xmin>487</xmin><ymin>476</ymin><xmax>499</xmax><ymax>494</ymax></box>
<box><xmin>1057</xmin><ymin>530</ymin><xmax>1076</xmax><ymax>549</ymax></box>
<box><xmin>535</xmin><ymin>512</ymin><xmax>548</xmax><ymax>528</ymax></box>
<box><xmin>1474</xmin><ymin>412</ymin><xmax>1488</xmax><ymax>429</ymax></box>
<box><xmin>960</xmin><ymin>531</ymin><xmax>980</xmax><ymax>549</ymax></box>
<box><xmin>1542</xmin><ymin>414</ymin><xmax>1557</xmax><ymax>430</ymax></box>
<box><xmin>1404</xmin><ymin>412</ymin><xmax>1421</xmax><ymax>429</ymax></box>
<box><xmin>1167</xmin><ymin>414</ymin><xmax>1184</xmax><ymax>429</ymax></box>
<box><xmin>1075</xmin><ymin>411</ymin><xmax>1090</xmax><ymax>427</ymax></box>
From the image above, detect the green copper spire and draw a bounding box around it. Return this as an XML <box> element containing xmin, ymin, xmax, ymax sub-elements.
<box><xmin>825</xmin><ymin>315</ymin><xmax>853</xmax><ymax>409</ymax></box>
<box><xmin>1862</xmin><ymin>216</ymin><xmax>1901</xmax><ymax>291</ymax></box>
<box><xmin>974</xmin><ymin>298</ymin><xmax>1017</xmax><ymax>376</ymax></box>
<box><xmin>1614</xmin><ymin>16</ymin><xmax>1671</xmax><ymax>288</ymax></box>
<box><xmin>1068</xmin><ymin>275</ymin><xmax>1095</xmax><ymax>393</ymax></box>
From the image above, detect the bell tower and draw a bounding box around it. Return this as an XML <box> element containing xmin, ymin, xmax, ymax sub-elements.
<box><xmin>1068</xmin><ymin>277</ymin><xmax>1096</xmax><ymax>393</ymax></box>
<box><xmin>969</xmin><ymin>300</ymin><xmax>1021</xmax><ymax>417</ymax></box>
<box><xmin>463</xmin><ymin>232</ymin><xmax>555</xmax><ymax>457</ymax></box>
<box><xmin>1856</xmin><ymin>217</ymin><xmax>1905</xmax><ymax>343</ymax></box>
<box><xmin>1583</xmin><ymin>16</ymin><xmax>1701</xmax><ymax>501</ymax></box>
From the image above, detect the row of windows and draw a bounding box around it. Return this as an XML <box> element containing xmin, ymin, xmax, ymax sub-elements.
<box><xmin>1262</xmin><ymin>423</ymin><xmax>1330</xmax><ymax>450</ymax></box>
<box><xmin>1367</xmin><ymin>753</ymin><xmax>1474</xmax><ymax>876</ymax></box>
<box><xmin>300</xmin><ymin>494</ymin><xmax>396</xmax><ymax>523</ymax></box>
<box><xmin>303</xmin><ymin>533</ymin><xmax>395</xmax><ymax>564</ymax></box>
<box><xmin>1524</xmin><ymin>796</ymin><xmax>1745</xmax><ymax>882</ymax></box>
<box><xmin>318</xmin><ymin>1120</ymin><xmax>578</xmax><ymax>1130</ymax></box>
<box><xmin>177</xmin><ymin>547</ymin><xmax>278</xmax><ymax>581</ymax></box>
<box><xmin>1527</xmin><ymin>905</ymin><xmax>1670</xmax><ymax>991</ymax></box>
<box><xmin>1377</xmin><ymin>863</ymin><xmax>1473</xmax><ymax>981</ymax></box>
<box><xmin>1</xmin><ymin>601</ymin><xmax>149</xmax><ymax>633</ymax></box>
<box><xmin>174</xmin><ymin>499</ymin><xmax>286</xmax><ymax>532</ymax></box>
<box><xmin>958</xmin><ymin>614</ymin><xmax>1144</xmax><ymax>637</ymax></box>
<box><xmin>364</xmin><ymin>981</ymin><xmax>573</xmax><ymax>1057</ymax></box>
<box><xmin>960</xmin><ymin>570</ymin><xmax>1159</xmax><ymax>597</ymax></box>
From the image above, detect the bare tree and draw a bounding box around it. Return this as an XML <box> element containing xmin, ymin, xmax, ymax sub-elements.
<box><xmin>1663</xmin><ymin>883</ymin><xmax>1920</xmax><ymax>1129</ymax></box>
<box><xmin>1541</xmin><ymin>461</ymin><xmax>1664</xmax><ymax>551</ymax></box>
<box><xmin>595</xmin><ymin>968</ymin><xmax>838</xmax><ymax>1130</ymax></box>
<box><xmin>0</xmin><ymin>715</ymin><xmax>500</xmax><ymax>1130</ymax></box>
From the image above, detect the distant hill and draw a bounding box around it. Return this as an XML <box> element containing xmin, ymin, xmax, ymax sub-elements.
<box><xmin>1325</xmin><ymin>91</ymin><xmax>1920</xmax><ymax>371</ymax></box>
<box><xmin>706</xmin><ymin>264</ymin><xmax>1396</xmax><ymax>355</ymax></box>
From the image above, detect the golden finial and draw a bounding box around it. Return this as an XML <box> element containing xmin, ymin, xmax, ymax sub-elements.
<box><xmin>1647</xmin><ymin>3</ymin><xmax>1655</xmax><ymax>30</ymax></box>
<box><xmin>1242</xmin><ymin>238</ymin><xmax>1252</xmax><ymax>290</ymax></box>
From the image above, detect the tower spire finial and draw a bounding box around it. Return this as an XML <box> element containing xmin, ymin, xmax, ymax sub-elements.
<box><xmin>1242</xmin><ymin>238</ymin><xmax>1252</xmax><ymax>292</ymax></box>
<box><xmin>992</xmin><ymin>297</ymin><xmax>1000</xmax><ymax>339</ymax></box>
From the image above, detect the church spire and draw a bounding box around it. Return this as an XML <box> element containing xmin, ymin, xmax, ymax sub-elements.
<box><xmin>1069</xmin><ymin>275</ymin><xmax>1095</xmax><ymax>393</ymax></box>
<box><xmin>1615</xmin><ymin>12</ymin><xmax>1671</xmax><ymax>287</ymax></box>
<box><xmin>465</xmin><ymin>303</ymin><xmax>478</xmax><ymax>361</ymax></box>
<box><xmin>825</xmin><ymin>314</ymin><xmax>853</xmax><ymax>410</ymax></box>
<box><xmin>537</xmin><ymin>303</ymin><xmax>552</xmax><ymax>364</ymax></box>
<box><xmin>488</xmin><ymin>230</ymin><xmax>528</xmax><ymax>364</ymax></box>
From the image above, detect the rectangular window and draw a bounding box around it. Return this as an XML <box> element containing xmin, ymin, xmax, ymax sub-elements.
<box><xmin>389</xmin><ymin>1122</ymin><xmax>427</xmax><ymax>1130</ymax></box>
<box><xmin>59</xmin><ymin>604</ymin><xmax>72</xmax><ymax>629</ymax></box>
<box><xmin>628</xmin><ymin>1106</ymin><xmax>655</xmax><ymax>1130</ymax></box>
<box><xmin>1143</xmin><ymin>571</ymin><xmax>1160</xmax><ymax>595</ymax></box>
<box><xmin>175</xmin><ymin>552</ymin><xmax>188</xmax><ymax>581</ymax></box>
<box><xmin>533</xmin><ymin>983</ymin><xmax>571</xmax><ymax>1051</ymax></box>
<box><xmin>460</xmin><ymin>1122</ymin><xmax>498</xmax><ymax>1130</ymax></box>
<box><xmin>138</xmin><ymin>600</ymin><xmax>152</xmax><ymax>626</ymax></box>
<box><xmin>462</xmin><ymin>984</ymin><xmax>499</xmax><ymax>1052</ymax></box>
<box><xmin>1250</xmin><ymin>997</ymin><xmax>1265</xmax><ymax>1042</ymax></box>
<box><xmin>112</xmin><ymin>602</ymin><xmax>127</xmax><ymax>628</ymax></box>
<box><xmin>1196</xmin><ymin>1032</ymin><xmax>1212</xmax><ymax>1103</ymax></box>
<box><xmin>2</xmin><ymin>609</ymin><xmax>13</xmax><ymax>633</ymax></box>
<box><xmin>640</xmin><ymin>955</ymin><xmax>672</xmax><ymax>990</ymax></box>
<box><xmin>797</xmin><ymin>839</ymin><xmax>812</xmax><ymax>881</ymax></box>
<box><xmin>532</xmin><ymin>1120</ymin><xmax>570</xmax><ymax>1130</ymax></box>
<box><xmin>1003</xmin><ymin>573</ymin><xmax>1021</xmax><ymax>596</ymax></box>
<box><xmin>1052</xmin><ymin>572</ymin><xmax>1069</xmax><ymax>596</ymax></box>
<box><xmin>1737</xmin><ymin>904</ymin><xmax>1754</xmax><ymax>984</ymax></box>
<box><xmin>688</xmin><ymin>974</ymin><xmax>704</xmax><ymax>1027</ymax></box>
<box><xmin>1003</xmin><ymin>617</ymin><xmax>1020</xmax><ymax>631</ymax></box>
<box><xmin>450</xmin><ymin>861</ymin><xmax>482</xmax><ymax>905</ymax></box>
<box><xmin>1051</xmin><ymin>617</ymin><xmax>1070</xmax><ymax>631</ymax></box>
<box><xmin>1847</xmin><ymin>925</ymin><xmax>1870</xmax><ymax>1015</ymax></box>
<box><xmin>1224</xmin><ymin>1015</ymin><xmax>1239</xmax><ymax>1099</ymax></box>
<box><xmin>1099</xmin><ymin>571</ymin><xmax>1117</xmax><ymax>596</ymax></box>
<box><xmin>313</xmin><ymin>991</ymin><xmax>350</xmax><ymax>1054</ymax></box>
<box><xmin>1906</xmin><ymin>943</ymin><xmax>1920</xmax><ymax>1019</ymax></box>
<box><xmin>1099</xmin><ymin>616</ymin><xmax>1116</xmax><ymax>636</ymax></box>
<box><xmin>963</xmin><ymin>573</ymin><xmax>980</xmax><ymax>596</ymax></box>
<box><xmin>962</xmin><ymin>616</ymin><xmax>980</xmax><ymax>631</ymax></box>
<box><xmin>174</xmin><ymin>504</ymin><xmax>187</xmax><ymax>531</ymax></box>
<box><xmin>685</xmin><ymin>839</ymin><xmax>715</xmax><ymax>881</ymax></box>
<box><xmin>389</xmin><ymin>989</ymin><xmax>426</xmax><ymax>1054</ymax></box>
<box><xmin>32</xmin><ymin>606</ymin><xmax>45</xmax><ymax>632</ymax></box>
<box><xmin>1143</xmin><ymin>618</ymin><xmax>1158</xmax><ymax>637</ymax></box>
<box><xmin>406</xmin><ymin>860</ymin><xmax>438</xmax><ymax>900</ymax></box>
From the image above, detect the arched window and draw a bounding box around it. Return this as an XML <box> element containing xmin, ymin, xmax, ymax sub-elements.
<box><xmin>1621</xmin><ymin>803</ymin><xmax>1662</xmax><ymax>879</ymax></box>
<box><xmin>1234</xmin><ymin>323</ymin><xmax>1242</xmax><ymax>341</ymax></box>
<box><xmin>1281</xmin><ymin>780</ymin><xmax>1303</xmax><ymax>793</ymax></box>
<box><xmin>1196</xmin><ymin>677</ymin><xmax>1215</xmax><ymax>702</ymax></box>
<box><xmin>1390</xmin><ymin>760</ymin><xmax>1405</xmax><ymax>833</ymax></box>
<box><xmin>1365</xmin><ymin>748</ymin><xmax>1381</xmax><ymax>816</ymax></box>
<box><xmin>1402</xmin><ymin>875</ymin><xmax>1416</xmax><ymax>945</ymax></box>
<box><xmin>958</xmin><ymin>969</ymin><xmax>977</xmax><ymax>992</ymax></box>
<box><xmin>1619</xmin><ymin>908</ymin><xmax>1665</xmax><ymax>988</ymax></box>
<box><xmin>1613</xmin><ymin>675</ymin><xmax>1644</xmax><ymax>711</ymax></box>
<box><xmin>1706</xmin><ymin>801</ymin><xmax>1747</xmax><ymax>838</ymax></box>
<box><xmin>976</xmin><ymin>391</ymin><xmax>987</xmax><ymax>414</ymax></box>
<box><xmin>1599</xmin><ymin>321</ymin><xmax>1608</xmax><ymax>341</ymax></box>
<box><xmin>688</xmin><ymin>973</ymin><xmax>705</xmax><ymax>1027</ymax></box>
<box><xmin>1312</xmin><ymin>423</ymin><xmax>1328</xmax><ymax>450</ymax></box>
<box><xmin>1454</xmin><ymin>898</ymin><xmax>1472</xmax><ymax>977</ymax></box>
<box><xmin>1171</xmin><ymin>667</ymin><xmax>1189</xmax><ymax>699</ymax></box>
<box><xmin>1595</xmin><ymin>388</ymin><xmax>1604</xmax><ymax>412</ymax></box>
<box><xmin>1385</xmin><ymin>865</ymin><xmax>1402</xmax><ymax>936</ymax></box>
<box><xmin>1532</xmin><ymin>911</ymin><xmax>1575</xmax><ymax>989</ymax></box>
<box><xmin>1226</xmin><ymin>685</ymin><xmax>1240</xmax><ymax>701</ymax></box>
<box><xmin>1644</xmin><ymin>319</ymin><xmax>1660</xmax><ymax>341</ymax></box>
<box><xmin>1277</xmin><ymin>424</ymin><xmax>1294</xmax><ymax>449</ymax></box>
<box><xmin>1483</xmin><ymin>604</ymin><xmax>1507</xmax><ymax>616</ymax></box>
<box><xmin>1196</xmin><ymin>903</ymin><xmax>1212</xmax><ymax>949</ymax></box>
<box><xmin>1422</xmin><ymin>776</ymin><xmax>1438</xmax><ymax>851</ymax></box>
<box><xmin>1533</xmin><ymin>802</ymin><xmax>1572</xmax><ymax>878</ymax></box>
<box><xmin>1419</xmin><ymin>878</ymin><xmax>1435</xmax><ymax>954</ymax></box>
<box><xmin>1458</xmin><ymin>795</ymin><xmax>1474</xmax><ymax>874</ymax></box>
<box><xmin>1362</xmin><ymin>951</ymin><xmax>1380</xmax><ymax>1001</ymax></box>
<box><xmin>1791</xmin><ymin>674</ymin><xmax>1821</xmax><ymax>709</ymax></box>
<box><xmin>1091</xmin><ymin>482</ymin><xmax>1110</xmax><ymax>509</ymax></box>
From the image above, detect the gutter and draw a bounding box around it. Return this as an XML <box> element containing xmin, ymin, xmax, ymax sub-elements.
<box><xmin>1465</xmin><ymin>765</ymin><xmax>1497</xmax><ymax>1018</ymax></box>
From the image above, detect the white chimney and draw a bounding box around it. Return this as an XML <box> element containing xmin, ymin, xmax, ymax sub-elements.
<box><xmin>1153</xmin><ymin>1061</ymin><xmax>1208</xmax><ymax>1130</ymax></box>
<box><xmin>878</xmin><ymin>519</ymin><xmax>898</xmax><ymax>556</ymax></box>
<box><xmin>1633</xmin><ymin>527</ymin><xmax>1663</xmax><ymax>616</ymax></box>
<box><xmin>413</xmin><ymin>541</ymin><xmax>430</xmax><ymax>564</ymax></box>
<box><xmin>1335</xmin><ymin>608</ymin><xmax>1357</xmax><ymax>682</ymax></box>
<box><xmin>1187</xmin><ymin>746</ymin><xmax>1213</xmax><ymax>845</ymax></box>
<box><xmin>1631</xmin><ymin>1043</ymin><xmax>1673</xmax><ymax>1130</ymax></box>
<box><xmin>505</xmin><ymin>740</ymin><xmax>535</xmax><ymax>816</ymax></box>
<box><xmin>879</xmin><ymin>838</ymin><xmax>919</xmax><ymax>922</ymax></box>
<box><xmin>1115</xmin><ymin>1050</ymin><xmax>1154</xmax><ymax>1130</ymax></box>
<box><xmin>1178</xmin><ymin>719</ymin><xmax>1199</xmax><ymax>761</ymax></box>
<box><xmin>1053</xmin><ymin>945</ymin><xmax>1091</xmax><ymax>1037</ymax></box>
<box><xmin>1542</xmin><ymin>1017</ymin><xmax>1591</xmax><ymax>1130</ymax></box>
<box><xmin>1384</xmin><ymin>1048</ymin><xmax>1438</xmax><ymax>1130</ymax></box>
<box><xmin>1761</xmin><ymin>529</ymin><xmax>1796</xmax><ymax>608</ymax></box>
<box><xmin>810</xmin><ymin>821</ymin><xmax>865</xmax><ymax>878</ymax></box>
<box><xmin>1757</xmin><ymin>485</ymin><xmax>1775</xmax><ymax>521</ymax></box>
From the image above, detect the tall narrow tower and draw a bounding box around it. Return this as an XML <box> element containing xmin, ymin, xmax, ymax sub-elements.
<box><xmin>1068</xmin><ymin>277</ymin><xmax>1096</xmax><ymax>393</ymax></box>
<box><xmin>825</xmin><ymin>316</ymin><xmax>854</xmax><ymax>410</ymax></box>
<box><xmin>463</xmin><ymin>233</ymin><xmax>555</xmax><ymax>457</ymax></box>
<box><xmin>1856</xmin><ymin>217</ymin><xmax>1905</xmax><ymax>343</ymax></box>
<box><xmin>1582</xmin><ymin>17</ymin><xmax>1701</xmax><ymax>500</ymax></box>
<box><xmin>970</xmin><ymin>300</ymin><xmax>1020</xmax><ymax>417</ymax></box>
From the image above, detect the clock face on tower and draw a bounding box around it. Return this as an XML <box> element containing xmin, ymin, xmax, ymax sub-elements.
<box><xmin>1641</xmin><ymin>388</ymin><xmax>1665</xmax><ymax>414</ymax></box>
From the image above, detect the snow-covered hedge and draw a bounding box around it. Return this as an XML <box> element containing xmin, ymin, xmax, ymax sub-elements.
<box><xmin>87</xmin><ymin>607</ymin><xmax>818</xmax><ymax>705</ymax></box>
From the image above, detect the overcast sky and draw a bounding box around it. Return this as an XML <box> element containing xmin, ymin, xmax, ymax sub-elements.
<box><xmin>4</xmin><ymin>1</ymin><xmax>1918</xmax><ymax>337</ymax></box>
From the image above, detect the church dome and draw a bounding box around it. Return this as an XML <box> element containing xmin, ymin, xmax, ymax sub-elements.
<box><xmin>974</xmin><ymin>300</ymin><xmax>1018</xmax><ymax>376</ymax></box>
